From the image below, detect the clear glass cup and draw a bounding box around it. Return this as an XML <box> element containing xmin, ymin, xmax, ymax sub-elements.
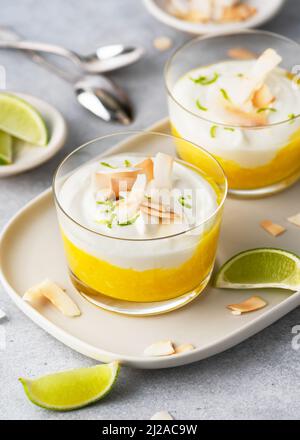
<box><xmin>165</xmin><ymin>30</ymin><xmax>300</xmax><ymax>198</ymax></box>
<box><xmin>53</xmin><ymin>132</ymin><xmax>227</xmax><ymax>316</ymax></box>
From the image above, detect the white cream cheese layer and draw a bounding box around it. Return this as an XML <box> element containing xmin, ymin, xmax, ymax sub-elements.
<box><xmin>58</xmin><ymin>154</ymin><xmax>218</xmax><ymax>270</ymax></box>
<box><xmin>170</xmin><ymin>60</ymin><xmax>300</xmax><ymax>168</ymax></box>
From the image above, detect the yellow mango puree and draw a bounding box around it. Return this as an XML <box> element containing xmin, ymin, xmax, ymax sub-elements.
<box><xmin>172</xmin><ymin>126</ymin><xmax>300</xmax><ymax>190</ymax></box>
<box><xmin>62</xmin><ymin>219</ymin><xmax>221</xmax><ymax>302</ymax></box>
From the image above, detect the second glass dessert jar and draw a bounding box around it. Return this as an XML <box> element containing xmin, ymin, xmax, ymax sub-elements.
<box><xmin>165</xmin><ymin>30</ymin><xmax>300</xmax><ymax>198</ymax></box>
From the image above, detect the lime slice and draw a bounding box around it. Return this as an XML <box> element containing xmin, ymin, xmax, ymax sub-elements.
<box><xmin>0</xmin><ymin>93</ymin><xmax>48</xmax><ymax>146</ymax></box>
<box><xmin>0</xmin><ymin>130</ymin><xmax>12</xmax><ymax>165</ymax></box>
<box><xmin>19</xmin><ymin>361</ymin><xmax>119</xmax><ymax>411</ymax></box>
<box><xmin>215</xmin><ymin>248</ymin><xmax>300</xmax><ymax>290</ymax></box>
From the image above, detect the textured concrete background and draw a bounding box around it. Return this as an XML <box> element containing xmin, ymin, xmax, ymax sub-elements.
<box><xmin>0</xmin><ymin>0</ymin><xmax>300</xmax><ymax>420</ymax></box>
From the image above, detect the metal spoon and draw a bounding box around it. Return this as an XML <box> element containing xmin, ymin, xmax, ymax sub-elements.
<box><xmin>0</xmin><ymin>26</ymin><xmax>133</xmax><ymax>124</ymax></box>
<box><xmin>33</xmin><ymin>57</ymin><xmax>133</xmax><ymax>125</ymax></box>
<box><xmin>0</xmin><ymin>39</ymin><xmax>144</xmax><ymax>74</ymax></box>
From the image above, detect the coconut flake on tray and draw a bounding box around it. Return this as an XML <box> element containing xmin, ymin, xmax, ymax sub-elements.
<box><xmin>23</xmin><ymin>279</ymin><xmax>81</xmax><ymax>317</ymax></box>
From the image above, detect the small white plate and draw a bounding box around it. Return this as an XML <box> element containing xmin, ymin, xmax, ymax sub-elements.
<box><xmin>0</xmin><ymin>118</ymin><xmax>299</xmax><ymax>369</ymax></box>
<box><xmin>144</xmin><ymin>0</ymin><xmax>287</xmax><ymax>34</ymax></box>
<box><xmin>0</xmin><ymin>92</ymin><xmax>67</xmax><ymax>178</ymax></box>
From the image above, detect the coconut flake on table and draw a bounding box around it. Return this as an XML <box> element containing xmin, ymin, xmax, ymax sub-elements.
<box><xmin>150</xmin><ymin>411</ymin><xmax>174</xmax><ymax>420</ymax></box>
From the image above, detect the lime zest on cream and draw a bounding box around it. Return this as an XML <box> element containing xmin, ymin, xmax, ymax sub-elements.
<box><xmin>196</xmin><ymin>99</ymin><xmax>208</xmax><ymax>112</ymax></box>
<box><xmin>100</xmin><ymin>161</ymin><xmax>116</xmax><ymax>169</ymax></box>
<box><xmin>178</xmin><ymin>196</ymin><xmax>192</xmax><ymax>209</ymax></box>
<box><xmin>224</xmin><ymin>127</ymin><xmax>235</xmax><ymax>132</ymax></box>
<box><xmin>97</xmin><ymin>213</ymin><xmax>116</xmax><ymax>229</ymax></box>
<box><xmin>124</xmin><ymin>159</ymin><xmax>132</xmax><ymax>167</ymax></box>
<box><xmin>96</xmin><ymin>200</ymin><xmax>115</xmax><ymax>208</ymax></box>
<box><xmin>256</xmin><ymin>107</ymin><xmax>277</xmax><ymax>114</ymax></box>
<box><xmin>118</xmin><ymin>213</ymin><xmax>140</xmax><ymax>227</ymax></box>
<box><xmin>190</xmin><ymin>72</ymin><xmax>219</xmax><ymax>86</ymax></box>
<box><xmin>288</xmin><ymin>113</ymin><xmax>296</xmax><ymax>122</ymax></box>
<box><xmin>220</xmin><ymin>88</ymin><xmax>231</xmax><ymax>102</ymax></box>
<box><xmin>210</xmin><ymin>125</ymin><xmax>218</xmax><ymax>138</ymax></box>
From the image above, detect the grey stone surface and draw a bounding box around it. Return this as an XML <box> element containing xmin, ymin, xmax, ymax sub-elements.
<box><xmin>0</xmin><ymin>0</ymin><xmax>299</xmax><ymax>420</ymax></box>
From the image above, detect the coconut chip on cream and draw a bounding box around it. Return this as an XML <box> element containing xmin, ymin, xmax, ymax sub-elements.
<box><xmin>92</xmin><ymin>152</ymin><xmax>192</xmax><ymax>230</ymax></box>
<box><xmin>216</xmin><ymin>48</ymin><xmax>282</xmax><ymax>126</ymax></box>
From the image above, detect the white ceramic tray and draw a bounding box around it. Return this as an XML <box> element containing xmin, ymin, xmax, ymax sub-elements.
<box><xmin>0</xmin><ymin>118</ymin><xmax>299</xmax><ymax>369</ymax></box>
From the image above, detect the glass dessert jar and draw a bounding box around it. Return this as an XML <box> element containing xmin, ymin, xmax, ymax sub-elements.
<box><xmin>53</xmin><ymin>132</ymin><xmax>227</xmax><ymax>316</ymax></box>
<box><xmin>165</xmin><ymin>30</ymin><xmax>300</xmax><ymax>197</ymax></box>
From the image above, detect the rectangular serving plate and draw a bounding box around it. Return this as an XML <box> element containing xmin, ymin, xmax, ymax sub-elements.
<box><xmin>0</xmin><ymin>118</ymin><xmax>299</xmax><ymax>369</ymax></box>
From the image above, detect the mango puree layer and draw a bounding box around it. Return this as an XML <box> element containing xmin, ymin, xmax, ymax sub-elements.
<box><xmin>172</xmin><ymin>126</ymin><xmax>300</xmax><ymax>190</ymax></box>
<box><xmin>62</xmin><ymin>219</ymin><xmax>221</xmax><ymax>302</ymax></box>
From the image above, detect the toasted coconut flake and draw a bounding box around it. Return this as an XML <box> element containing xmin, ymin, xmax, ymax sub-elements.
<box><xmin>260</xmin><ymin>220</ymin><xmax>286</xmax><ymax>237</ymax></box>
<box><xmin>153</xmin><ymin>153</ymin><xmax>174</xmax><ymax>190</ymax></box>
<box><xmin>252</xmin><ymin>84</ymin><xmax>275</xmax><ymax>108</ymax></box>
<box><xmin>142</xmin><ymin>199</ymin><xmax>170</xmax><ymax>213</ymax></box>
<box><xmin>143</xmin><ymin>340</ymin><xmax>175</xmax><ymax>357</ymax></box>
<box><xmin>228</xmin><ymin>47</ymin><xmax>257</xmax><ymax>60</ymax></box>
<box><xmin>221</xmin><ymin>4</ymin><xmax>256</xmax><ymax>22</ymax></box>
<box><xmin>140</xmin><ymin>204</ymin><xmax>180</xmax><ymax>221</ymax></box>
<box><xmin>92</xmin><ymin>173</ymin><xmax>112</xmax><ymax>197</ymax></box>
<box><xmin>135</xmin><ymin>158</ymin><xmax>154</xmax><ymax>182</ymax></box>
<box><xmin>240</xmin><ymin>49</ymin><xmax>282</xmax><ymax>104</ymax></box>
<box><xmin>151</xmin><ymin>411</ymin><xmax>173</xmax><ymax>420</ymax></box>
<box><xmin>287</xmin><ymin>213</ymin><xmax>300</xmax><ymax>227</ymax></box>
<box><xmin>93</xmin><ymin>168</ymin><xmax>140</xmax><ymax>199</ymax></box>
<box><xmin>223</xmin><ymin>105</ymin><xmax>267</xmax><ymax>127</ymax></box>
<box><xmin>116</xmin><ymin>174</ymin><xmax>147</xmax><ymax>224</ymax></box>
<box><xmin>153</xmin><ymin>36</ymin><xmax>172</xmax><ymax>51</ymax></box>
<box><xmin>167</xmin><ymin>0</ymin><xmax>211</xmax><ymax>22</ymax></box>
<box><xmin>23</xmin><ymin>279</ymin><xmax>81</xmax><ymax>317</ymax></box>
<box><xmin>227</xmin><ymin>296</ymin><xmax>267</xmax><ymax>314</ymax></box>
<box><xmin>175</xmin><ymin>343</ymin><xmax>194</xmax><ymax>354</ymax></box>
<box><xmin>252</xmin><ymin>49</ymin><xmax>282</xmax><ymax>82</ymax></box>
<box><xmin>111</xmin><ymin>171</ymin><xmax>139</xmax><ymax>198</ymax></box>
<box><xmin>127</xmin><ymin>173</ymin><xmax>147</xmax><ymax>205</ymax></box>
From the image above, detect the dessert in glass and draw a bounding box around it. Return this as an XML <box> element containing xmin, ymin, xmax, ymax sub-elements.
<box><xmin>165</xmin><ymin>30</ymin><xmax>300</xmax><ymax>197</ymax></box>
<box><xmin>53</xmin><ymin>132</ymin><xmax>227</xmax><ymax>316</ymax></box>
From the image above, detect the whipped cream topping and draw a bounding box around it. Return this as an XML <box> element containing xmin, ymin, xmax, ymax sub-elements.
<box><xmin>59</xmin><ymin>154</ymin><xmax>218</xmax><ymax>240</ymax></box>
<box><xmin>170</xmin><ymin>52</ymin><xmax>300</xmax><ymax>168</ymax></box>
<box><xmin>58</xmin><ymin>153</ymin><xmax>219</xmax><ymax>270</ymax></box>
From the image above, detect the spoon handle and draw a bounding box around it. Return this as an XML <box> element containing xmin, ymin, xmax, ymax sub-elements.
<box><xmin>0</xmin><ymin>26</ymin><xmax>77</xmax><ymax>83</ymax></box>
<box><xmin>0</xmin><ymin>39</ymin><xmax>81</xmax><ymax>67</ymax></box>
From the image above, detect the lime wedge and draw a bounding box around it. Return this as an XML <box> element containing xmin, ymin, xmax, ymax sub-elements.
<box><xmin>0</xmin><ymin>93</ymin><xmax>48</xmax><ymax>146</ymax></box>
<box><xmin>215</xmin><ymin>248</ymin><xmax>300</xmax><ymax>290</ymax></box>
<box><xmin>0</xmin><ymin>130</ymin><xmax>12</xmax><ymax>165</ymax></box>
<box><xmin>19</xmin><ymin>361</ymin><xmax>119</xmax><ymax>411</ymax></box>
